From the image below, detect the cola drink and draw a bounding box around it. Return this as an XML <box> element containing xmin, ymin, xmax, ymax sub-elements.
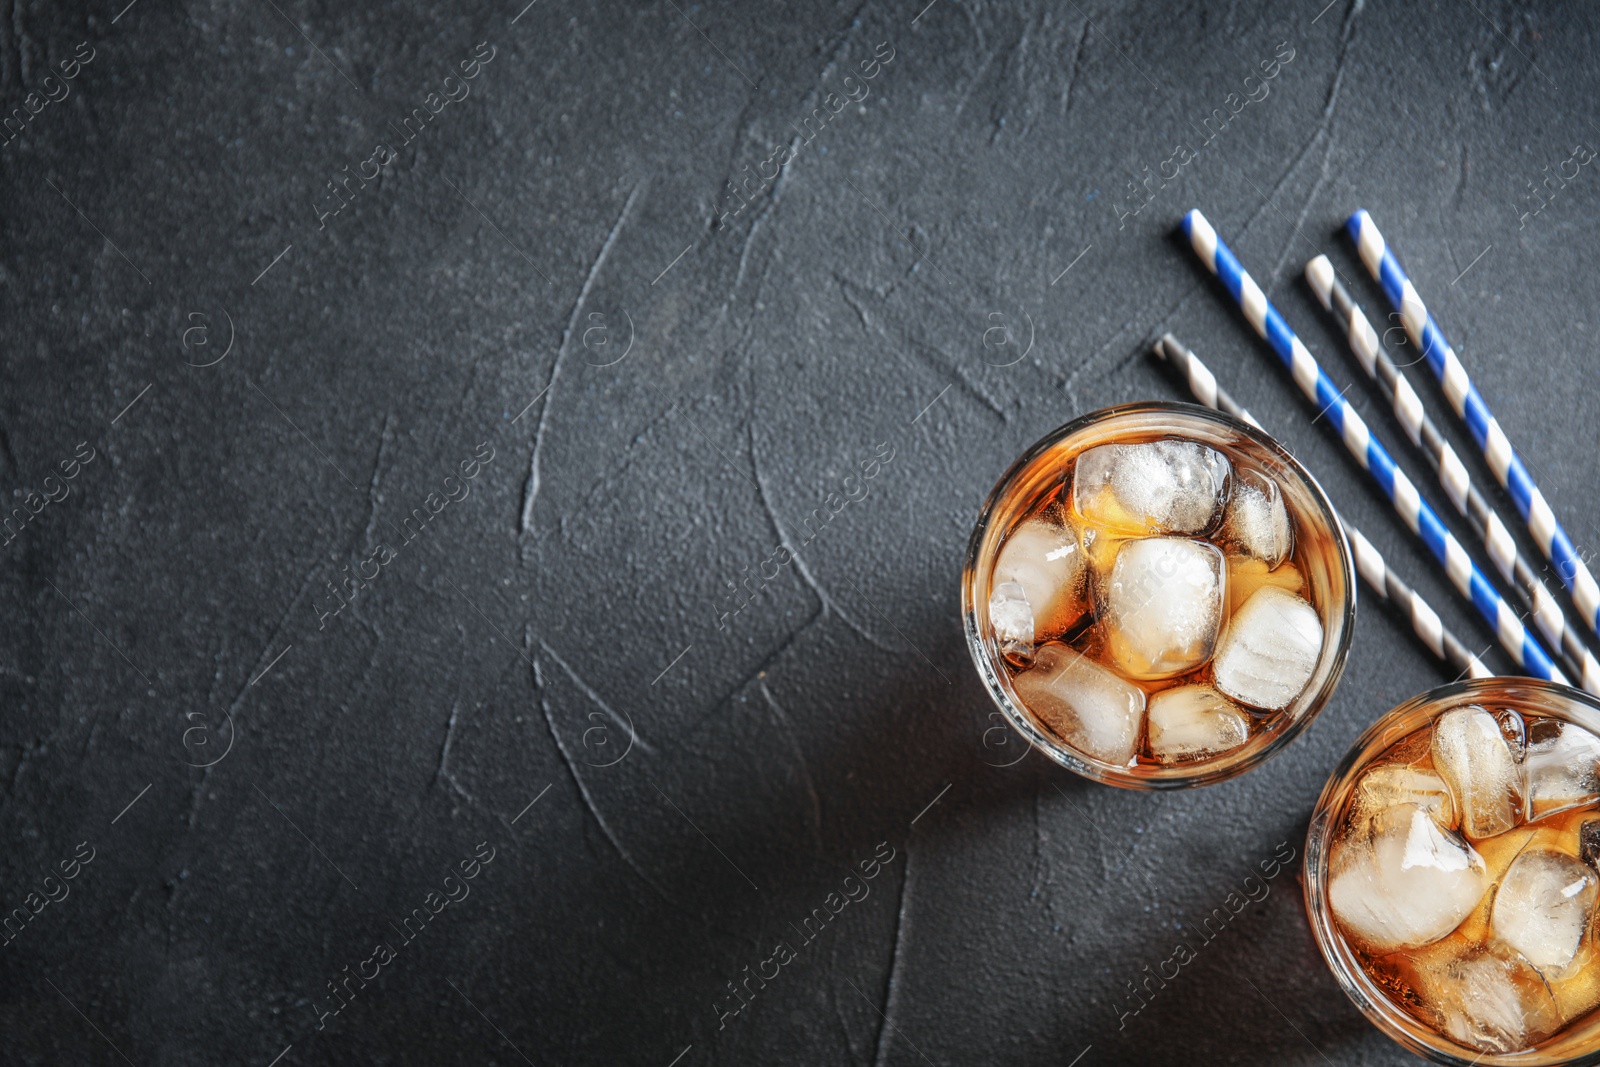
<box><xmin>963</xmin><ymin>403</ymin><xmax>1355</xmax><ymax>788</ymax></box>
<box><xmin>1307</xmin><ymin>679</ymin><xmax>1600</xmax><ymax>1062</ymax></box>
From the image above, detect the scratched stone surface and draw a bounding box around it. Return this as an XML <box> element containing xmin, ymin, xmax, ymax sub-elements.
<box><xmin>3</xmin><ymin>1</ymin><xmax>1599</xmax><ymax>1064</ymax></box>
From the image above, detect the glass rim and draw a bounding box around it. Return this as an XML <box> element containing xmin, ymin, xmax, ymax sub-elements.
<box><xmin>1301</xmin><ymin>677</ymin><xmax>1600</xmax><ymax>1065</ymax></box>
<box><xmin>961</xmin><ymin>399</ymin><xmax>1358</xmax><ymax>790</ymax></box>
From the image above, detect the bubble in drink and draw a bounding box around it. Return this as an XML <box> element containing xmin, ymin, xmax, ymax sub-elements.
<box><xmin>1100</xmin><ymin>537</ymin><xmax>1224</xmax><ymax>680</ymax></box>
<box><xmin>1071</xmin><ymin>440</ymin><xmax>1229</xmax><ymax>535</ymax></box>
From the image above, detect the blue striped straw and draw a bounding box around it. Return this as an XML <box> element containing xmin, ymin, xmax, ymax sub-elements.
<box><xmin>1347</xmin><ymin>209</ymin><xmax>1600</xmax><ymax>641</ymax></box>
<box><xmin>1182</xmin><ymin>209</ymin><xmax>1568</xmax><ymax>686</ymax></box>
<box><xmin>1305</xmin><ymin>256</ymin><xmax>1600</xmax><ymax>696</ymax></box>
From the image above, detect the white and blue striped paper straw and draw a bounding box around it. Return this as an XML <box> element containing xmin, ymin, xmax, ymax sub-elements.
<box><xmin>1347</xmin><ymin>209</ymin><xmax>1600</xmax><ymax>641</ymax></box>
<box><xmin>1305</xmin><ymin>256</ymin><xmax>1600</xmax><ymax>695</ymax></box>
<box><xmin>1182</xmin><ymin>208</ymin><xmax>1568</xmax><ymax>685</ymax></box>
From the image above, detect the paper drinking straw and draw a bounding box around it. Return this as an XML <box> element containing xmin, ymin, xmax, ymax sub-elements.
<box><xmin>1305</xmin><ymin>256</ymin><xmax>1600</xmax><ymax>694</ymax></box>
<box><xmin>1153</xmin><ymin>333</ymin><xmax>1492</xmax><ymax>681</ymax></box>
<box><xmin>1181</xmin><ymin>209</ymin><xmax>1567</xmax><ymax>686</ymax></box>
<box><xmin>1346</xmin><ymin>209</ymin><xmax>1600</xmax><ymax>641</ymax></box>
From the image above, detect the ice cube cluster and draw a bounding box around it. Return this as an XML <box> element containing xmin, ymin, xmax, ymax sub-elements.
<box><xmin>987</xmin><ymin>436</ymin><xmax>1324</xmax><ymax>768</ymax></box>
<box><xmin>1328</xmin><ymin>704</ymin><xmax>1600</xmax><ymax>1053</ymax></box>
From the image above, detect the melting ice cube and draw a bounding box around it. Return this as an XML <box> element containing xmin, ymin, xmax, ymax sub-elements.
<box><xmin>990</xmin><ymin>520</ymin><xmax>1087</xmax><ymax>645</ymax></box>
<box><xmin>985</xmin><ymin>579</ymin><xmax>1036</xmax><ymax>662</ymax></box>
<box><xmin>1401</xmin><ymin>941</ymin><xmax>1563</xmax><ymax>1054</ymax></box>
<box><xmin>1328</xmin><ymin>803</ymin><xmax>1488</xmax><ymax>950</ymax></box>
<box><xmin>1072</xmin><ymin>440</ymin><xmax>1229</xmax><ymax>535</ymax></box>
<box><xmin>1351</xmin><ymin>763</ymin><xmax>1457</xmax><ymax>830</ymax></box>
<box><xmin>1496</xmin><ymin>706</ymin><xmax>1529</xmax><ymax>762</ymax></box>
<box><xmin>1099</xmin><ymin>537</ymin><xmax>1225</xmax><ymax>680</ymax></box>
<box><xmin>1211</xmin><ymin>585</ymin><xmax>1323</xmax><ymax>710</ymax></box>
<box><xmin>1522</xmin><ymin>719</ymin><xmax>1600</xmax><ymax>823</ymax></box>
<box><xmin>1492</xmin><ymin>848</ymin><xmax>1597</xmax><ymax>975</ymax></box>
<box><xmin>1011</xmin><ymin>641</ymin><xmax>1145</xmax><ymax>766</ymax></box>
<box><xmin>1219</xmin><ymin>465</ymin><xmax>1293</xmax><ymax>568</ymax></box>
<box><xmin>988</xmin><ymin>581</ymin><xmax>1035</xmax><ymax>663</ymax></box>
<box><xmin>1433</xmin><ymin>706</ymin><xmax>1522</xmax><ymax>841</ymax></box>
<box><xmin>1145</xmin><ymin>685</ymin><xmax>1249</xmax><ymax>763</ymax></box>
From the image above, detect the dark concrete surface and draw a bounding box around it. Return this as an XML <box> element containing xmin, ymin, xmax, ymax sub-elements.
<box><xmin>3</xmin><ymin>1</ymin><xmax>1599</xmax><ymax>1063</ymax></box>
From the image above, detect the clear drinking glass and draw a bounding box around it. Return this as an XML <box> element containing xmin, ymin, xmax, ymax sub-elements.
<box><xmin>961</xmin><ymin>402</ymin><xmax>1356</xmax><ymax>788</ymax></box>
<box><xmin>1304</xmin><ymin>678</ymin><xmax>1600</xmax><ymax>1065</ymax></box>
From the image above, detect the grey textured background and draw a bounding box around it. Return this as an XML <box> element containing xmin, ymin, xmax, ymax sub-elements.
<box><xmin>3</xmin><ymin>1</ymin><xmax>1598</xmax><ymax>1064</ymax></box>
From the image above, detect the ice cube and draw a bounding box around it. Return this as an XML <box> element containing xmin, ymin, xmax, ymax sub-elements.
<box><xmin>1400</xmin><ymin>941</ymin><xmax>1563</xmax><ymax>1054</ymax></box>
<box><xmin>1099</xmin><ymin>537</ymin><xmax>1225</xmax><ymax>680</ymax></box>
<box><xmin>1492</xmin><ymin>848</ymin><xmax>1597</xmax><ymax>975</ymax></box>
<box><xmin>1522</xmin><ymin>719</ymin><xmax>1600</xmax><ymax>823</ymax></box>
<box><xmin>991</xmin><ymin>520</ymin><xmax>1088</xmax><ymax>641</ymax></box>
<box><xmin>1072</xmin><ymin>440</ymin><xmax>1229</xmax><ymax>535</ymax></box>
<box><xmin>988</xmin><ymin>581</ymin><xmax>1034</xmax><ymax>663</ymax></box>
<box><xmin>1211</xmin><ymin>586</ymin><xmax>1323</xmax><ymax>710</ymax></box>
<box><xmin>1219</xmin><ymin>466</ymin><xmax>1293</xmax><ymax>567</ymax></box>
<box><xmin>1351</xmin><ymin>764</ymin><xmax>1457</xmax><ymax>830</ymax></box>
<box><xmin>1146</xmin><ymin>685</ymin><xmax>1249</xmax><ymax>762</ymax></box>
<box><xmin>1433</xmin><ymin>706</ymin><xmax>1522</xmax><ymax>840</ymax></box>
<box><xmin>1011</xmin><ymin>641</ymin><xmax>1145</xmax><ymax>766</ymax></box>
<box><xmin>1496</xmin><ymin>706</ymin><xmax>1529</xmax><ymax>761</ymax></box>
<box><xmin>1328</xmin><ymin>803</ymin><xmax>1488</xmax><ymax>950</ymax></box>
